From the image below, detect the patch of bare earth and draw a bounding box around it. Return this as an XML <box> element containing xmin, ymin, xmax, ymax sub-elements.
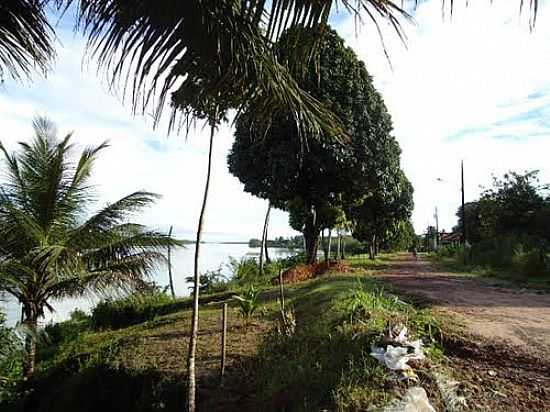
<box><xmin>376</xmin><ymin>255</ymin><xmax>550</xmax><ymax>411</ymax></box>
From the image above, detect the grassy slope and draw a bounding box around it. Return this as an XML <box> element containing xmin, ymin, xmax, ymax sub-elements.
<box><xmin>16</xmin><ymin>261</ymin><xmax>447</xmax><ymax>412</ymax></box>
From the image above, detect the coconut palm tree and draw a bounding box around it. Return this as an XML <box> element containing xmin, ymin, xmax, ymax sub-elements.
<box><xmin>0</xmin><ymin>117</ymin><xmax>180</xmax><ymax>376</ymax></box>
<box><xmin>0</xmin><ymin>0</ymin><xmax>55</xmax><ymax>81</ymax></box>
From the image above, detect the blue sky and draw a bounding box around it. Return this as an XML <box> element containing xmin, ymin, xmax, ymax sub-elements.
<box><xmin>1</xmin><ymin>0</ymin><xmax>550</xmax><ymax>239</ymax></box>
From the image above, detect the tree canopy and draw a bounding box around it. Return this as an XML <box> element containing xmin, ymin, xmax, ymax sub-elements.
<box><xmin>228</xmin><ymin>27</ymin><xmax>408</xmax><ymax>263</ymax></box>
<box><xmin>456</xmin><ymin>171</ymin><xmax>550</xmax><ymax>244</ymax></box>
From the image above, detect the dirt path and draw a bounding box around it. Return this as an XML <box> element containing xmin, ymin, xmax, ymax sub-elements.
<box><xmin>377</xmin><ymin>255</ymin><xmax>550</xmax><ymax>358</ymax></box>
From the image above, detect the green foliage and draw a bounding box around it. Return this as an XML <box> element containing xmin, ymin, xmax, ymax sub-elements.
<box><xmin>228</xmin><ymin>27</ymin><xmax>407</xmax><ymax>263</ymax></box>
<box><xmin>226</xmin><ymin>256</ymin><xmax>281</xmax><ymax>288</ymax></box>
<box><xmin>0</xmin><ymin>310</ymin><xmax>24</xmax><ymax>403</ymax></box>
<box><xmin>447</xmin><ymin>171</ymin><xmax>550</xmax><ymax>279</ymax></box>
<box><xmin>233</xmin><ymin>285</ymin><xmax>261</xmax><ymax>322</ymax></box>
<box><xmin>43</xmin><ymin>310</ymin><xmax>91</xmax><ymax>348</ymax></box>
<box><xmin>255</xmin><ymin>276</ymin><xmax>443</xmax><ymax>411</ymax></box>
<box><xmin>249</xmin><ymin>236</ymin><xmax>304</xmax><ymax>249</ymax></box>
<box><xmin>351</xmin><ymin>171</ymin><xmax>414</xmax><ymax>250</ymax></box>
<box><xmin>456</xmin><ymin>171</ymin><xmax>550</xmax><ymax>244</ymax></box>
<box><xmin>345</xmin><ymin>282</ymin><xmax>407</xmax><ymax>322</ymax></box>
<box><xmin>185</xmin><ymin>268</ymin><xmax>228</xmax><ymax>294</ymax></box>
<box><xmin>0</xmin><ymin>117</ymin><xmax>182</xmax><ymax>373</ymax></box>
<box><xmin>91</xmin><ymin>292</ymin><xmax>177</xmax><ymax>330</ymax></box>
<box><xmin>0</xmin><ymin>117</ymin><xmax>181</xmax><ymax>330</ymax></box>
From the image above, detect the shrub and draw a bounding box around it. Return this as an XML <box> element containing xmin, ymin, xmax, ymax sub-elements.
<box><xmin>43</xmin><ymin>310</ymin><xmax>91</xmax><ymax>347</ymax></box>
<box><xmin>91</xmin><ymin>292</ymin><xmax>176</xmax><ymax>330</ymax></box>
<box><xmin>185</xmin><ymin>267</ymin><xmax>229</xmax><ymax>294</ymax></box>
<box><xmin>0</xmin><ymin>310</ymin><xmax>24</xmax><ymax>403</ymax></box>
<box><xmin>233</xmin><ymin>285</ymin><xmax>261</xmax><ymax>323</ymax></box>
<box><xmin>226</xmin><ymin>256</ymin><xmax>282</xmax><ymax>288</ymax></box>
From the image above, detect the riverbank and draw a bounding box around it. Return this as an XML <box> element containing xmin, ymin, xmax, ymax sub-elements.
<box><xmin>4</xmin><ymin>254</ymin><xmax>549</xmax><ymax>411</ymax></box>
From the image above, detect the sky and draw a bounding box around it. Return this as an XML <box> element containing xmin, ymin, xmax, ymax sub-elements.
<box><xmin>1</xmin><ymin>0</ymin><xmax>550</xmax><ymax>239</ymax></box>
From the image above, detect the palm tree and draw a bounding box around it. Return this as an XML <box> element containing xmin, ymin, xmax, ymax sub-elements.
<box><xmin>0</xmin><ymin>0</ymin><xmax>55</xmax><ymax>81</ymax></box>
<box><xmin>0</xmin><ymin>117</ymin><xmax>179</xmax><ymax>376</ymax></box>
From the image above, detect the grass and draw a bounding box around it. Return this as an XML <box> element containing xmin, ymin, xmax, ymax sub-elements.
<box><xmin>428</xmin><ymin>254</ymin><xmax>550</xmax><ymax>291</ymax></box>
<box><xmin>254</xmin><ymin>273</ymin><xmax>445</xmax><ymax>411</ymax></box>
<box><xmin>9</xmin><ymin>256</ymin><xmax>448</xmax><ymax>411</ymax></box>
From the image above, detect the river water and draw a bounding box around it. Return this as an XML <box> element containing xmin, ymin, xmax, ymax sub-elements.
<box><xmin>0</xmin><ymin>243</ymin><xmax>294</xmax><ymax>326</ymax></box>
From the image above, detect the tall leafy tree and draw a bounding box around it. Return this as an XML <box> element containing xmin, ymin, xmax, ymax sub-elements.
<box><xmin>229</xmin><ymin>27</ymin><xmax>400</xmax><ymax>264</ymax></box>
<box><xmin>455</xmin><ymin>171</ymin><xmax>550</xmax><ymax>243</ymax></box>
<box><xmin>351</xmin><ymin>169</ymin><xmax>414</xmax><ymax>258</ymax></box>
<box><xmin>0</xmin><ymin>117</ymin><xmax>179</xmax><ymax>376</ymax></box>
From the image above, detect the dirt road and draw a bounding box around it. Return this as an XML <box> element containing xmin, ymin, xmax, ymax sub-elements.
<box><xmin>377</xmin><ymin>255</ymin><xmax>550</xmax><ymax>357</ymax></box>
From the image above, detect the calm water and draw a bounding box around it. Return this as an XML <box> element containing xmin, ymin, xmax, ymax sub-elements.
<box><xmin>1</xmin><ymin>243</ymin><xmax>294</xmax><ymax>326</ymax></box>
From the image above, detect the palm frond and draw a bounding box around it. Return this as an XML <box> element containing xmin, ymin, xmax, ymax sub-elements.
<box><xmin>68</xmin><ymin>191</ymin><xmax>160</xmax><ymax>247</ymax></box>
<box><xmin>0</xmin><ymin>0</ymin><xmax>56</xmax><ymax>81</ymax></box>
<box><xmin>59</xmin><ymin>0</ymin><xmax>410</xmax><ymax>138</ymax></box>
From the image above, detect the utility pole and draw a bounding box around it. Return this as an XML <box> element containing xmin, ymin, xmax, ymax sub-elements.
<box><xmin>461</xmin><ymin>161</ymin><xmax>468</xmax><ymax>265</ymax></box>
<box><xmin>461</xmin><ymin>161</ymin><xmax>466</xmax><ymax>245</ymax></box>
<box><xmin>434</xmin><ymin>207</ymin><xmax>439</xmax><ymax>250</ymax></box>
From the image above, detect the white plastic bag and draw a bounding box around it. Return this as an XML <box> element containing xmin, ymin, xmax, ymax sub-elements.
<box><xmin>384</xmin><ymin>387</ymin><xmax>437</xmax><ymax>412</ymax></box>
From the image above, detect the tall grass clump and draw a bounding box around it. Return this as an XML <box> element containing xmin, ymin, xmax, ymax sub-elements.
<box><xmin>91</xmin><ymin>292</ymin><xmax>178</xmax><ymax>330</ymax></box>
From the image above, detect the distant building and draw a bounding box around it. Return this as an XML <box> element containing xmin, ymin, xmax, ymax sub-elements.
<box><xmin>439</xmin><ymin>231</ymin><xmax>461</xmax><ymax>246</ymax></box>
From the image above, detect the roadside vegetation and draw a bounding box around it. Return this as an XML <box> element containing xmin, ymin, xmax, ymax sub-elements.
<box><xmin>431</xmin><ymin>171</ymin><xmax>550</xmax><ymax>290</ymax></box>
<box><xmin>2</xmin><ymin>257</ymin><xmax>452</xmax><ymax>411</ymax></box>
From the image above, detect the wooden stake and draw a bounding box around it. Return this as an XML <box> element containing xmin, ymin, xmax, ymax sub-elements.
<box><xmin>278</xmin><ymin>269</ymin><xmax>285</xmax><ymax>320</ymax></box>
<box><xmin>220</xmin><ymin>302</ymin><xmax>228</xmax><ymax>383</ymax></box>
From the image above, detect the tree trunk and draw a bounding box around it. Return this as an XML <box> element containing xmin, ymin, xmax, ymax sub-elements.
<box><xmin>374</xmin><ymin>239</ymin><xmax>379</xmax><ymax>257</ymax></box>
<box><xmin>327</xmin><ymin>229</ymin><xmax>332</xmax><ymax>262</ymax></box>
<box><xmin>264</xmin><ymin>204</ymin><xmax>271</xmax><ymax>264</ymax></box>
<box><xmin>321</xmin><ymin>230</ymin><xmax>328</xmax><ymax>262</ymax></box>
<box><xmin>167</xmin><ymin>225</ymin><xmax>176</xmax><ymax>299</ymax></box>
<box><xmin>336</xmin><ymin>231</ymin><xmax>341</xmax><ymax>261</ymax></box>
<box><xmin>341</xmin><ymin>235</ymin><xmax>346</xmax><ymax>260</ymax></box>
<box><xmin>369</xmin><ymin>234</ymin><xmax>376</xmax><ymax>260</ymax></box>
<box><xmin>22</xmin><ymin>306</ymin><xmax>37</xmax><ymax>378</ymax></box>
<box><xmin>187</xmin><ymin>122</ymin><xmax>216</xmax><ymax>412</ymax></box>
<box><xmin>303</xmin><ymin>206</ymin><xmax>319</xmax><ymax>265</ymax></box>
<box><xmin>259</xmin><ymin>202</ymin><xmax>271</xmax><ymax>275</ymax></box>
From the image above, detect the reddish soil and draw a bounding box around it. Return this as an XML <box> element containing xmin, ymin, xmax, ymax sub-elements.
<box><xmin>377</xmin><ymin>255</ymin><xmax>550</xmax><ymax>358</ymax></box>
<box><xmin>377</xmin><ymin>255</ymin><xmax>550</xmax><ymax>411</ymax></box>
<box><xmin>272</xmin><ymin>260</ymin><xmax>354</xmax><ymax>285</ymax></box>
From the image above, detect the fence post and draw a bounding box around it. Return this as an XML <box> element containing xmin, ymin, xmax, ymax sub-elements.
<box><xmin>220</xmin><ymin>302</ymin><xmax>228</xmax><ymax>383</ymax></box>
<box><xmin>278</xmin><ymin>269</ymin><xmax>285</xmax><ymax>321</ymax></box>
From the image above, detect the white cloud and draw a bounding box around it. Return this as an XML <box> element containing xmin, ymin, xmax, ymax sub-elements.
<box><xmin>339</xmin><ymin>0</ymin><xmax>550</xmax><ymax>232</ymax></box>
<box><xmin>2</xmin><ymin>1</ymin><xmax>550</xmax><ymax>240</ymax></box>
<box><xmin>0</xmin><ymin>27</ymin><xmax>296</xmax><ymax>242</ymax></box>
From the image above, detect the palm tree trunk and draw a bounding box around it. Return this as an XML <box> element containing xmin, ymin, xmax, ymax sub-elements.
<box><xmin>187</xmin><ymin>121</ymin><xmax>216</xmax><ymax>412</ymax></box>
<box><xmin>168</xmin><ymin>225</ymin><xmax>176</xmax><ymax>300</ymax></box>
<box><xmin>259</xmin><ymin>202</ymin><xmax>271</xmax><ymax>275</ymax></box>
<box><xmin>22</xmin><ymin>306</ymin><xmax>38</xmax><ymax>377</ymax></box>
<box><xmin>264</xmin><ymin>204</ymin><xmax>271</xmax><ymax>264</ymax></box>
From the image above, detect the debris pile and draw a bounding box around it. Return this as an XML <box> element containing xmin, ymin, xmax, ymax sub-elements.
<box><xmin>383</xmin><ymin>387</ymin><xmax>436</xmax><ymax>412</ymax></box>
<box><xmin>370</xmin><ymin>325</ymin><xmax>425</xmax><ymax>381</ymax></box>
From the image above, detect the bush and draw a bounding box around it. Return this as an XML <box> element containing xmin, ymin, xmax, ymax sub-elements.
<box><xmin>185</xmin><ymin>267</ymin><xmax>229</xmax><ymax>294</ymax></box>
<box><xmin>226</xmin><ymin>256</ymin><xmax>282</xmax><ymax>288</ymax></box>
<box><xmin>91</xmin><ymin>292</ymin><xmax>177</xmax><ymax>330</ymax></box>
<box><xmin>436</xmin><ymin>244</ymin><xmax>463</xmax><ymax>258</ymax></box>
<box><xmin>439</xmin><ymin>235</ymin><xmax>550</xmax><ymax>278</ymax></box>
<box><xmin>0</xmin><ymin>310</ymin><xmax>24</xmax><ymax>403</ymax></box>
